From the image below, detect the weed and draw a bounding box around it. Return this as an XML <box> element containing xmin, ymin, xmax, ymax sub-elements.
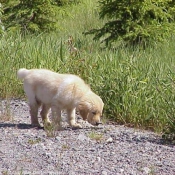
<box><xmin>0</xmin><ymin>100</ymin><xmax>12</xmax><ymax>122</ymax></box>
<box><xmin>101</xmin><ymin>115</ymin><xmax>109</xmax><ymax>125</ymax></box>
<box><xmin>19</xmin><ymin>168</ymin><xmax>23</xmax><ymax>175</ymax></box>
<box><xmin>27</xmin><ymin>138</ymin><xmax>41</xmax><ymax>145</ymax></box>
<box><xmin>43</xmin><ymin>122</ymin><xmax>58</xmax><ymax>138</ymax></box>
<box><xmin>1</xmin><ymin>171</ymin><xmax>8</xmax><ymax>175</ymax></box>
<box><xmin>88</xmin><ymin>131</ymin><xmax>103</xmax><ymax>141</ymax></box>
<box><xmin>62</xmin><ymin>144</ymin><xmax>70</xmax><ymax>150</ymax></box>
<box><xmin>149</xmin><ymin>166</ymin><xmax>156</xmax><ymax>175</ymax></box>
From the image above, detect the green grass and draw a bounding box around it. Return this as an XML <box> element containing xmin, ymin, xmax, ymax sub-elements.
<box><xmin>88</xmin><ymin>131</ymin><xmax>103</xmax><ymax>141</ymax></box>
<box><xmin>1</xmin><ymin>0</ymin><xmax>175</xmax><ymax>137</ymax></box>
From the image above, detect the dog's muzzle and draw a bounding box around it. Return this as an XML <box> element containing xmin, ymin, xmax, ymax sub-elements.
<box><xmin>95</xmin><ymin>122</ymin><xmax>103</xmax><ymax>126</ymax></box>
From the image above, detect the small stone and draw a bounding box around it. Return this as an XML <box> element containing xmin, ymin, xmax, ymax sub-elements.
<box><xmin>97</xmin><ymin>157</ymin><xmax>101</xmax><ymax>161</ymax></box>
<box><xmin>77</xmin><ymin>133</ymin><xmax>89</xmax><ymax>142</ymax></box>
<box><xmin>89</xmin><ymin>148</ymin><xmax>96</xmax><ymax>152</ymax></box>
<box><xmin>120</xmin><ymin>169</ymin><xmax>124</xmax><ymax>173</ymax></box>
<box><xmin>69</xmin><ymin>171</ymin><xmax>76</xmax><ymax>175</ymax></box>
<box><xmin>71</xmin><ymin>147</ymin><xmax>78</xmax><ymax>151</ymax></box>
<box><xmin>55</xmin><ymin>136</ymin><xmax>61</xmax><ymax>141</ymax></box>
<box><xmin>106</xmin><ymin>137</ymin><xmax>113</xmax><ymax>143</ymax></box>
<box><xmin>102</xmin><ymin>170</ymin><xmax>108</xmax><ymax>175</ymax></box>
<box><xmin>143</xmin><ymin>167</ymin><xmax>151</xmax><ymax>174</ymax></box>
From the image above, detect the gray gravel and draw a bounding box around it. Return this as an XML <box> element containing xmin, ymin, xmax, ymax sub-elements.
<box><xmin>0</xmin><ymin>99</ymin><xmax>175</xmax><ymax>175</ymax></box>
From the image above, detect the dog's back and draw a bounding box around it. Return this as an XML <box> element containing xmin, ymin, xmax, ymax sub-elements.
<box><xmin>17</xmin><ymin>68</ymin><xmax>90</xmax><ymax>108</ymax></box>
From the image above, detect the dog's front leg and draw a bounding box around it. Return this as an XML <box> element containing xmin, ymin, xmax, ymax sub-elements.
<box><xmin>67</xmin><ymin>108</ymin><xmax>82</xmax><ymax>129</ymax></box>
<box><xmin>51</xmin><ymin>106</ymin><xmax>62</xmax><ymax>130</ymax></box>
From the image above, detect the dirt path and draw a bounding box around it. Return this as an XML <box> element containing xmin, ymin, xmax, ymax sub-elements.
<box><xmin>0</xmin><ymin>99</ymin><xmax>175</xmax><ymax>175</ymax></box>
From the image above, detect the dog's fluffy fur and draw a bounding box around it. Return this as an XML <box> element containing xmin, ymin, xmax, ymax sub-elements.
<box><xmin>17</xmin><ymin>68</ymin><xmax>104</xmax><ymax>129</ymax></box>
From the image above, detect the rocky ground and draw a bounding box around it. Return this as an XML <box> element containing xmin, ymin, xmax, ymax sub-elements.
<box><xmin>0</xmin><ymin>99</ymin><xmax>175</xmax><ymax>175</ymax></box>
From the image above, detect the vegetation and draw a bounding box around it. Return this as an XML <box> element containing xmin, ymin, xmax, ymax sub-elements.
<box><xmin>1</xmin><ymin>0</ymin><xmax>175</xmax><ymax>140</ymax></box>
<box><xmin>88</xmin><ymin>131</ymin><xmax>103</xmax><ymax>141</ymax></box>
<box><xmin>1</xmin><ymin>0</ymin><xmax>79</xmax><ymax>33</ymax></box>
<box><xmin>0</xmin><ymin>100</ymin><xmax>12</xmax><ymax>122</ymax></box>
<box><xmin>0</xmin><ymin>2</ymin><xmax>4</xmax><ymax>36</ymax></box>
<box><xmin>86</xmin><ymin>0</ymin><xmax>175</xmax><ymax>46</ymax></box>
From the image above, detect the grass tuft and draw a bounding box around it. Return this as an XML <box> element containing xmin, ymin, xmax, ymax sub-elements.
<box><xmin>88</xmin><ymin>131</ymin><xmax>103</xmax><ymax>141</ymax></box>
<box><xmin>0</xmin><ymin>100</ymin><xmax>13</xmax><ymax>122</ymax></box>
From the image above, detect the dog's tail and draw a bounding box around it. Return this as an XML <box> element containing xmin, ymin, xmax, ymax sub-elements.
<box><xmin>17</xmin><ymin>68</ymin><xmax>30</xmax><ymax>80</ymax></box>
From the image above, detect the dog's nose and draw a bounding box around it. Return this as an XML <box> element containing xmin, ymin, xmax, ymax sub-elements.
<box><xmin>95</xmin><ymin>122</ymin><xmax>102</xmax><ymax>126</ymax></box>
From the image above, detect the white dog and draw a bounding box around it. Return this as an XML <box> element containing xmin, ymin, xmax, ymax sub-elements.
<box><xmin>17</xmin><ymin>68</ymin><xmax>104</xmax><ymax>129</ymax></box>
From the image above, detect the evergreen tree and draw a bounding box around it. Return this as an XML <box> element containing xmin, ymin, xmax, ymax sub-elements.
<box><xmin>0</xmin><ymin>2</ymin><xmax>4</xmax><ymax>36</ymax></box>
<box><xmin>87</xmin><ymin>0</ymin><xmax>175</xmax><ymax>46</ymax></box>
<box><xmin>2</xmin><ymin>0</ymin><xmax>59</xmax><ymax>33</ymax></box>
<box><xmin>54</xmin><ymin>0</ymin><xmax>79</xmax><ymax>6</ymax></box>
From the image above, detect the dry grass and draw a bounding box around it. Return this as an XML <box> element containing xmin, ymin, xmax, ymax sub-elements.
<box><xmin>0</xmin><ymin>100</ymin><xmax>13</xmax><ymax>122</ymax></box>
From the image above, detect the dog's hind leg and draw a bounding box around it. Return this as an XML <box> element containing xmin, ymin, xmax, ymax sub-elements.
<box><xmin>67</xmin><ymin>108</ymin><xmax>82</xmax><ymax>129</ymax></box>
<box><xmin>27</xmin><ymin>95</ymin><xmax>41</xmax><ymax>127</ymax></box>
<box><xmin>29</xmin><ymin>101</ymin><xmax>40</xmax><ymax>127</ymax></box>
<box><xmin>24</xmin><ymin>83</ymin><xmax>40</xmax><ymax>127</ymax></box>
<box><xmin>40</xmin><ymin>104</ymin><xmax>51</xmax><ymax>125</ymax></box>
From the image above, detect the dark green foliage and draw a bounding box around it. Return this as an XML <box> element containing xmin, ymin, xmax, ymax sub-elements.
<box><xmin>2</xmin><ymin>0</ymin><xmax>80</xmax><ymax>34</ymax></box>
<box><xmin>2</xmin><ymin>0</ymin><xmax>63</xmax><ymax>33</ymax></box>
<box><xmin>86</xmin><ymin>0</ymin><xmax>175</xmax><ymax>46</ymax></box>
<box><xmin>54</xmin><ymin>0</ymin><xmax>80</xmax><ymax>6</ymax></box>
<box><xmin>0</xmin><ymin>3</ymin><xmax>4</xmax><ymax>36</ymax></box>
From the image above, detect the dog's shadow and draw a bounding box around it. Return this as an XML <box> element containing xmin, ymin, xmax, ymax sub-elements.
<box><xmin>0</xmin><ymin>122</ymin><xmax>96</xmax><ymax>131</ymax></box>
<box><xmin>0</xmin><ymin>122</ymin><xmax>44</xmax><ymax>129</ymax></box>
<box><xmin>1</xmin><ymin>122</ymin><xmax>174</xmax><ymax>146</ymax></box>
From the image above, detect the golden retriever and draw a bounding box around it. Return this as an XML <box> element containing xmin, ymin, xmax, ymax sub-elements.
<box><xmin>17</xmin><ymin>68</ymin><xmax>104</xmax><ymax>129</ymax></box>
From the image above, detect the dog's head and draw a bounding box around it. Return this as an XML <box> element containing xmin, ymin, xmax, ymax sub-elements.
<box><xmin>78</xmin><ymin>92</ymin><xmax>104</xmax><ymax>126</ymax></box>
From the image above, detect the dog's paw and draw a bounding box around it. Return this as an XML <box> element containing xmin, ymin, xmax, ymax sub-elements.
<box><xmin>72</xmin><ymin>123</ymin><xmax>82</xmax><ymax>129</ymax></box>
<box><xmin>31</xmin><ymin>123</ymin><xmax>41</xmax><ymax>128</ymax></box>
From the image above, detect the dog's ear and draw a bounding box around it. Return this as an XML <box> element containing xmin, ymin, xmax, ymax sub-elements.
<box><xmin>78</xmin><ymin>102</ymin><xmax>89</xmax><ymax>120</ymax></box>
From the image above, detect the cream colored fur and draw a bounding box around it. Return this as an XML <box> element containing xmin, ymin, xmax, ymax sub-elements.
<box><xmin>17</xmin><ymin>68</ymin><xmax>104</xmax><ymax>129</ymax></box>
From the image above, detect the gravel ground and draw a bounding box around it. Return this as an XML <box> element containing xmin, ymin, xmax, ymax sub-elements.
<box><xmin>0</xmin><ymin>99</ymin><xmax>175</xmax><ymax>175</ymax></box>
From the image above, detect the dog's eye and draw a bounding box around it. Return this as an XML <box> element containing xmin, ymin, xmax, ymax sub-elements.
<box><xmin>92</xmin><ymin>111</ymin><xmax>96</xmax><ymax>115</ymax></box>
